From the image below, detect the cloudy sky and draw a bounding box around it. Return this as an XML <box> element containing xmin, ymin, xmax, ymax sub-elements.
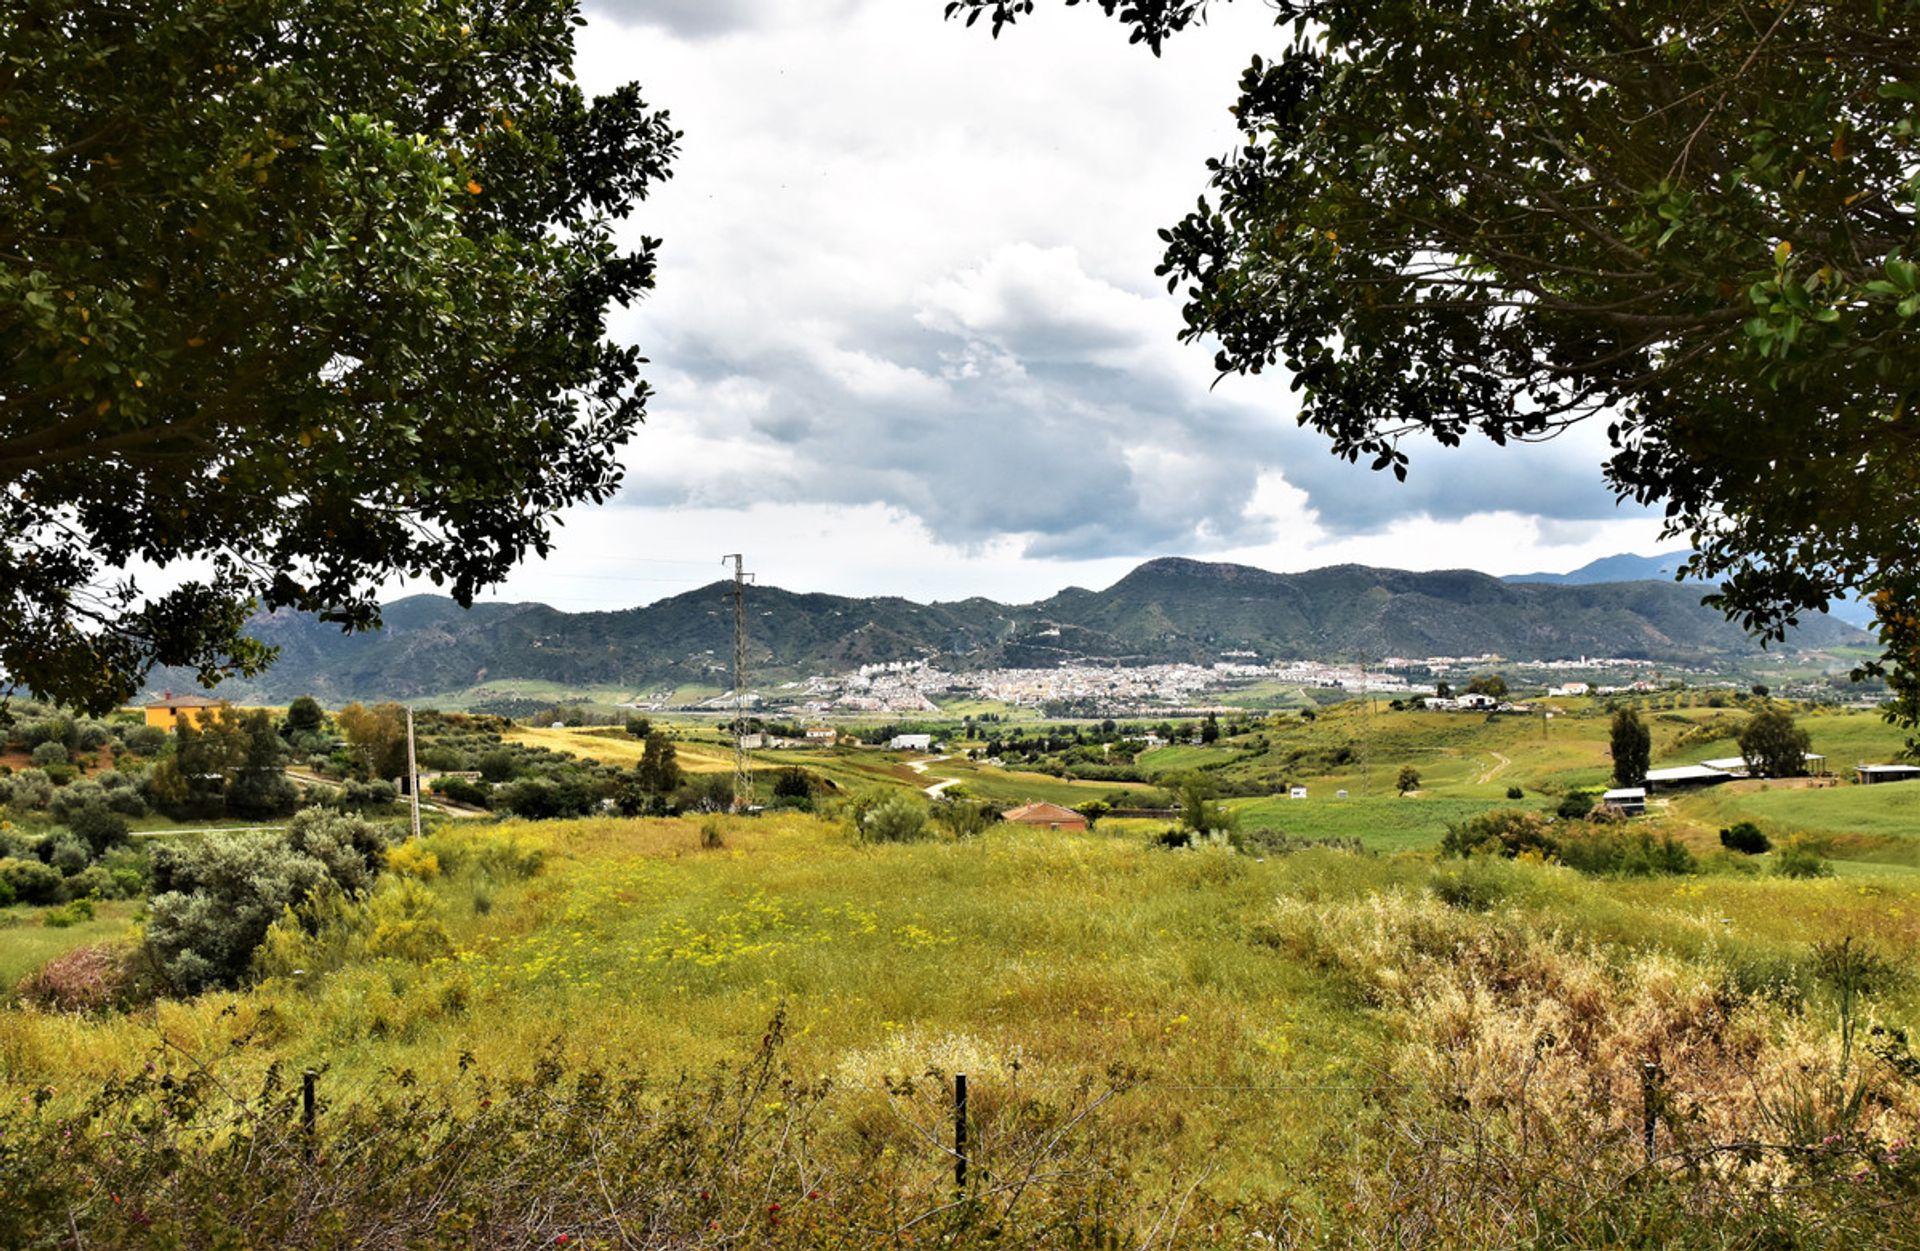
<box><xmin>479</xmin><ymin>0</ymin><xmax>1673</xmax><ymax>612</ymax></box>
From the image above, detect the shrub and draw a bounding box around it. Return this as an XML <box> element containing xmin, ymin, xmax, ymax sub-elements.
<box><xmin>42</xmin><ymin>897</ymin><xmax>96</xmax><ymax>928</ymax></box>
<box><xmin>1430</xmin><ymin>859</ymin><xmax>1509</xmax><ymax>911</ymax></box>
<box><xmin>1719</xmin><ymin>821</ymin><xmax>1771</xmax><ymax>854</ymax></box>
<box><xmin>0</xmin><ymin>768</ymin><xmax>53</xmax><ymax>811</ymax></box>
<box><xmin>771</xmin><ymin>767</ymin><xmax>812</xmax><ymax>800</ymax></box>
<box><xmin>849</xmin><ymin>789</ymin><xmax>929</xmax><ymax>843</ymax></box>
<box><xmin>14</xmin><ymin>943</ymin><xmax>133</xmax><ymax>1013</ymax></box>
<box><xmin>29</xmin><ymin>741</ymin><xmax>69</xmax><ymax>768</ymax></box>
<box><xmin>68</xmin><ymin>802</ymin><xmax>131</xmax><ymax>855</ymax></box>
<box><xmin>145</xmin><ymin>808</ymin><xmax>391</xmax><ymax>993</ymax></box>
<box><xmin>1557</xmin><ymin>828</ymin><xmax>1697</xmax><ymax>876</ymax></box>
<box><xmin>431</xmin><ymin>775</ymin><xmax>492</xmax><ymax>809</ymax></box>
<box><xmin>477</xmin><ymin>748</ymin><xmax>518</xmax><ymax>783</ymax></box>
<box><xmin>384</xmin><ymin>841</ymin><xmax>442</xmax><ymax>880</ymax></box>
<box><xmin>331</xmin><ymin>779</ymin><xmax>399</xmax><ymax>813</ymax></box>
<box><xmin>0</xmin><ymin>857</ymin><xmax>67</xmax><ymax>905</ymax></box>
<box><xmin>122</xmin><ymin>725</ymin><xmax>168</xmax><ymax>756</ymax></box>
<box><xmin>1441</xmin><ymin>809</ymin><xmax>1558</xmax><ymax>859</ymax></box>
<box><xmin>1505</xmin><ymin>785</ymin><xmax>1525</xmax><ymax>800</ymax></box>
<box><xmin>1555</xmin><ymin>789</ymin><xmax>1597</xmax><ymax>820</ymax></box>
<box><xmin>1774</xmin><ymin>837</ymin><xmax>1833</xmax><ymax>879</ymax></box>
<box><xmin>700</xmin><ymin>818</ymin><xmax>725</xmax><ymax>851</ymax></box>
<box><xmin>228</xmin><ymin>769</ymin><xmax>300</xmax><ymax>820</ymax></box>
<box><xmin>931</xmin><ymin>798</ymin><xmax>997</xmax><ymax>839</ymax></box>
<box><xmin>46</xmin><ymin>835</ymin><xmax>90</xmax><ymax>876</ymax></box>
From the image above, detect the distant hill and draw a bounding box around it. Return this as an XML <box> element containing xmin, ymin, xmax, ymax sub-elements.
<box><xmin>1507</xmin><ymin>552</ymin><xmax>1698</xmax><ymax>586</ymax></box>
<box><xmin>156</xmin><ymin>557</ymin><xmax>1873</xmax><ymax>707</ymax></box>
<box><xmin>1507</xmin><ymin>552</ymin><xmax>1878</xmax><ymax>629</ymax></box>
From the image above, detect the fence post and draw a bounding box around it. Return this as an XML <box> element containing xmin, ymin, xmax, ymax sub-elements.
<box><xmin>1640</xmin><ymin>1061</ymin><xmax>1659</xmax><ymax>1166</ymax></box>
<box><xmin>303</xmin><ymin>1069</ymin><xmax>318</xmax><ymax>1162</ymax></box>
<box><xmin>954</xmin><ymin>1072</ymin><xmax>969</xmax><ymax>1197</ymax></box>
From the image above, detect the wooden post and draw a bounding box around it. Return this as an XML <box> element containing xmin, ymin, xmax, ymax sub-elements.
<box><xmin>406</xmin><ymin>707</ymin><xmax>422</xmax><ymax>842</ymax></box>
<box><xmin>1641</xmin><ymin>1061</ymin><xmax>1659</xmax><ymax>1166</ymax></box>
<box><xmin>302</xmin><ymin>1069</ymin><xmax>318</xmax><ymax>1161</ymax></box>
<box><xmin>954</xmin><ymin>1072</ymin><xmax>969</xmax><ymax>1196</ymax></box>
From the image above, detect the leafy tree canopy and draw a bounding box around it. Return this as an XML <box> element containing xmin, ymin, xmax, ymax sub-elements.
<box><xmin>949</xmin><ymin>0</ymin><xmax>1920</xmax><ymax>726</ymax></box>
<box><xmin>1739</xmin><ymin>707</ymin><xmax>1813</xmax><ymax>777</ymax></box>
<box><xmin>1609</xmin><ymin>708</ymin><xmax>1652</xmax><ymax>788</ymax></box>
<box><xmin>2</xmin><ymin>0</ymin><xmax>678</xmax><ymax>713</ymax></box>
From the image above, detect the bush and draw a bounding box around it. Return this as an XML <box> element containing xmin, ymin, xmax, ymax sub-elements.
<box><xmin>430</xmin><ymin>775</ymin><xmax>492</xmax><ymax>809</ymax></box>
<box><xmin>1441</xmin><ymin>809</ymin><xmax>1558</xmax><ymax>859</ymax></box>
<box><xmin>331</xmin><ymin>778</ymin><xmax>399</xmax><ymax>813</ymax></box>
<box><xmin>0</xmin><ymin>857</ymin><xmax>67</xmax><ymax>905</ymax></box>
<box><xmin>1774</xmin><ymin>837</ymin><xmax>1833</xmax><ymax>879</ymax></box>
<box><xmin>1505</xmin><ymin>785</ymin><xmax>1525</xmax><ymax>800</ymax></box>
<box><xmin>1719</xmin><ymin>821</ymin><xmax>1771</xmax><ymax>854</ymax></box>
<box><xmin>477</xmin><ymin>748</ymin><xmax>518</xmax><ymax>783</ymax></box>
<box><xmin>228</xmin><ymin>769</ymin><xmax>300</xmax><ymax>820</ymax></box>
<box><xmin>848</xmin><ymin>789</ymin><xmax>930</xmax><ymax>843</ymax></box>
<box><xmin>42</xmin><ymin>897</ymin><xmax>96</xmax><ymax>928</ymax></box>
<box><xmin>29</xmin><ymin>741</ymin><xmax>69</xmax><ymax>768</ymax></box>
<box><xmin>46</xmin><ymin>835</ymin><xmax>90</xmax><ymax>876</ymax></box>
<box><xmin>931</xmin><ymin>798</ymin><xmax>997</xmax><ymax>839</ymax></box>
<box><xmin>1430</xmin><ymin>859</ymin><xmax>1509</xmax><ymax>911</ymax></box>
<box><xmin>1555</xmin><ymin>789</ymin><xmax>1597</xmax><ymax>820</ymax></box>
<box><xmin>0</xmin><ymin>768</ymin><xmax>54</xmax><ymax>811</ymax></box>
<box><xmin>1557</xmin><ymin>828</ymin><xmax>1697</xmax><ymax>876</ymax></box>
<box><xmin>145</xmin><ymin>808</ymin><xmax>392</xmax><ymax>993</ymax></box>
<box><xmin>14</xmin><ymin>943</ymin><xmax>134</xmax><ymax>1013</ymax></box>
<box><xmin>68</xmin><ymin>802</ymin><xmax>131</xmax><ymax>855</ymax></box>
<box><xmin>122</xmin><ymin>725</ymin><xmax>168</xmax><ymax>756</ymax></box>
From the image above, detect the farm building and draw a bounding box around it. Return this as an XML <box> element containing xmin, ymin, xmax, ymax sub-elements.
<box><xmin>141</xmin><ymin>691</ymin><xmax>223</xmax><ymax>732</ymax></box>
<box><xmin>1644</xmin><ymin>763</ymin><xmax>1737</xmax><ymax>791</ymax></box>
<box><xmin>888</xmin><ymin>733</ymin><xmax>933</xmax><ymax>752</ymax></box>
<box><xmin>1600</xmin><ymin>787</ymin><xmax>1647</xmax><ymax>817</ymax></box>
<box><xmin>1856</xmin><ymin>764</ymin><xmax>1920</xmax><ymax>785</ymax></box>
<box><xmin>1699</xmin><ymin>753</ymin><xmax>1827</xmax><ymax>778</ymax></box>
<box><xmin>1000</xmin><ymin>801</ymin><xmax>1087</xmax><ymax>832</ymax></box>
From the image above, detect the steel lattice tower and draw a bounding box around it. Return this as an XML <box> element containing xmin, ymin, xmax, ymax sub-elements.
<box><xmin>724</xmin><ymin>553</ymin><xmax>753</xmax><ymax>812</ymax></box>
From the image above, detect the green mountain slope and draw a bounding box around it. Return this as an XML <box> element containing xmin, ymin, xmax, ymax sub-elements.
<box><xmin>160</xmin><ymin>558</ymin><xmax>1868</xmax><ymax>704</ymax></box>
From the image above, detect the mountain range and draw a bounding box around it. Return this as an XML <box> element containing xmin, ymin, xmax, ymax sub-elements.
<box><xmin>163</xmin><ymin>557</ymin><xmax>1872</xmax><ymax>707</ymax></box>
<box><xmin>1505</xmin><ymin>551</ymin><xmax>1877</xmax><ymax>629</ymax></box>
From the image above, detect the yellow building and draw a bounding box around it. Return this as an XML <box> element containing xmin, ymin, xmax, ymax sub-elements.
<box><xmin>142</xmin><ymin>691</ymin><xmax>225</xmax><ymax>733</ymax></box>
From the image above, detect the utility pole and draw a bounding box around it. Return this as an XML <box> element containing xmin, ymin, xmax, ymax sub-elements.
<box><xmin>405</xmin><ymin>706</ymin><xmax>422</xmax><ymax>841</ymax></box>
<box><xmin>723</xmin><ymin>554</ymin><xmax>754</xmax><ymax>813</ymax></box>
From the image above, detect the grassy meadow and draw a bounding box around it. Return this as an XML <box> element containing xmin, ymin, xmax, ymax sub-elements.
<box><xmin>8</xmin><ymin>699</ymin><xmax>1920</xmax><ymax>1244</ymax></box>
<box><xmin>7</xmin><ymin>807</ymin><xmax>1920</xmax><ymax>1245</ymax></box>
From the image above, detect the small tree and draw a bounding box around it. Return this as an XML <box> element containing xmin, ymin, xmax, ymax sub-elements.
<box><xmin>1176</xmin><ymin>775</ymin><xmax>1233</xmax><ymax>835</ymax></box>
<box><xmin>1609</xmin><ymin>709</ymin><xmax>1652</xmax><ymax>788</ymax></box>
<box><xmin>771</xmin><ymin>768</ymin><xmax>812</xmax><ymax>801</ymax></box>
<box><xmin>1719</xmin><ymin>822</ymin><xmax>1772</xmax><ymax>855</ymax></box>
<box><xmin>1396</xmin><ymin>766</ymin><xmax>1421</xmax><ymax>794</ymax></box>
<box><xmin>1200</xmin><ymin>714</ymin><xmax>1220</xmax><ymax>745</ymax></box>
<box><xmin>625</xmin><ymin>716</ymin><xmax>653</xmax><ymax>740</ymax></box>
<box><xmin>635</xmin><ymin>732</ymin><xmax>682</xmax><ymax>796</ymax></box>
<box><xmin>285</xmin><ymin>696</ymin><xmax>325</xmax><ymax>736</ymax></box>
<box><xmin>1739</xmin><ymin>709</ymin><xmax>1812</xmax><ymax>778</ymax></box>
<box><xmin>1466</xmin><ymin>674</ymin><xmax>1509</xmax><ymax>700</ymax></box>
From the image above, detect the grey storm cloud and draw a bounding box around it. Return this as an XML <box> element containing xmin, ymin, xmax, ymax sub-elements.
<box><xmin>625</xmin><ymin>243</ymin><xmax>1629</xmax><ymax>559</ymax></box>
<box><xmin>582</xmin><ymin>0</ymin><xmax>765</xmax><ymax>38</ymax></box>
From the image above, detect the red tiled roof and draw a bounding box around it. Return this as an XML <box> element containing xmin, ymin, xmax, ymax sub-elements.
<box><xmin>145</xmin><ymin>691</ymin><xmax>223</xmax><ymax>709</ymax></box>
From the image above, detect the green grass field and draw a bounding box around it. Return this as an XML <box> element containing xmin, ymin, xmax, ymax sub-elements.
<box><xmin>6</xmin><ymin>811</ymin><xmax>1920</xmax><ymax>1245</ymax></box>
<box><xmin>1223</xmin><ymin>794</ymin><xmax>1512</xmax><ymax>851</ymax></box>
